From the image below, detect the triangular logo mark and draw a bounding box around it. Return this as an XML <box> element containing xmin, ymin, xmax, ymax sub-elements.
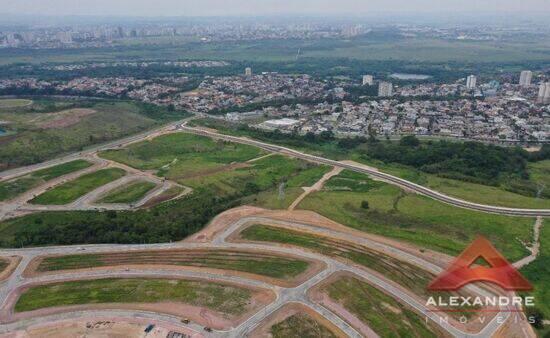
<box><xmin>428</xmin><ymin>236</ymin><xmax>533</xmax><ymax>291</ymax></box>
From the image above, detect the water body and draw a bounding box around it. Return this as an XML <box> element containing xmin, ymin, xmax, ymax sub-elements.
<box><xmin>390</xmin><ymin>73</ymin><xmax>432</xmax><ymax>80</ymax></box>
<box><xmin>0</xmin><ymin>128</ymin><xmax>5</xmax><ymax>136</ymax></box>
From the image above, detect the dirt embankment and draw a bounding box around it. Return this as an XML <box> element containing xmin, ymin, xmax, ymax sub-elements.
<box><xmin>0</xmin><ymin>256</ymin><xmax>21</xmax><ymax>282</ymax></box>
<box><xmin>248</xmin><ymin>302</ymin><xmax>347</xmax><ymax>338</ymax></box>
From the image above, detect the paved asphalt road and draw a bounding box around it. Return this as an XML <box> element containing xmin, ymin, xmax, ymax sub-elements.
<box><xmin>0</xmin><ymin>215</ymin><xmax>518</xmax><ymax>338</ymax></box>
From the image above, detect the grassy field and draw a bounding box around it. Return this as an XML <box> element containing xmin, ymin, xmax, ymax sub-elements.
<box><xmin>193</xmin><ymin>118</ymin><xmax>550</xmax><ymax>209</ymax></box>
<box><xmin>0</xmin><ymin>160</ymin><xmax>93</xmax><ymax>202</ymax></box>
<box><xmin>0</xmin><ymin>100</ymin><xmax>188</xmax><ymax>170</ymax></box>
<box><xmin>521</xmin><ymin>219</ymin><xmax>549</xmax><ymax>325</ymax></box>
<box><xmin>15</xmin><ymin>278</ymin><xmax>252</xmax><ymax>315</ymax></box>
<box><xmin>1</xmin><ymin>36</ymin><xmax>550</xmax><ymax>65</ymax></box>
<box><xmin>100</xmin><ymin>132</ymin><xmax>330</xmax><ymax>198</ymax></box>
<box><xmin>323</xmin><ymin>276</ymin><xmax>443</xmax><ymax>337</ymax></box>
<box><xmin>0</xmin><ymin>99</ymin><xmax>33</xmax><ymax>108</ymax></box>
<box><xmin>29</xmin><ymin>168</ymin><xmax>126</xmax><ymax>205</ymax></box>
<box><xmin>270</xmin><ymin>313</ymin><xmax>336</xmax><ymax>338</ymax></box>
<box><xmin>35</xmin><ymin>249</ymin><xmax>310</xmax><ymax>280</ymax></box>
<box><xmin>298</xmin><ymin>170</ymin><xmax>533</xmax><ymax>261</ymax></box>
<box><xmin>0</xmin><ymin>258</ymin><xmax>8</xmax><ymax>273</ymax></box>
<box><xmin>241</xmin><ymin>224</ymin><xmax>436</xmax><ymax>295</ymax></box>
<box><xmin>97</xmin><ymin>180</ymin><xmax>156</xmax><ymax>204</ymax></box>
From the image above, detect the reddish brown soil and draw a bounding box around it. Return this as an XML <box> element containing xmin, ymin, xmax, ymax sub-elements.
<box><xmin>38</xmin><ymin>109</ymin><xmax>96</xmax><ymax>129</ymax></box>
<box><xmin>0</xmin><ymin>256</ymin><xmax>21</xmax><ymax>282</ymax></box>
<box><xmin>249</xmin><ymin>302</ymin><xmax>347</xmax><ymax>338</ymax></box>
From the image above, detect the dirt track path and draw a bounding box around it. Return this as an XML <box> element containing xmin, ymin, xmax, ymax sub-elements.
<box><xmin>288</xmin><ymin>166</ymin><xmax>342</xmax><ymax>211</ymax></box>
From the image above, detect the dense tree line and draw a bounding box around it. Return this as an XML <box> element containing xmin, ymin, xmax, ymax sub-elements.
<box><xmin>1</xmin><ymin>188</ymin><xmax>238</xmax><ymax>248</ymax></box>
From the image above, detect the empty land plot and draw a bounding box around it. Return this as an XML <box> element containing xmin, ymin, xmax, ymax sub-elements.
<box><xmin>298</xmin><ymin>170</ymin><xmax>533</xmax><ymax>261</ymax></box>
<box><xmin>14</xmin><ymin>278</ymin><xmax>253</xmax><ymax>316</ymax></box>
<box><xmin>0</xmin><ymin>99</ymin><xmax>33</xmax><ymax>108</ymax></box>
<box><xmin>241</xmin><ymin>224</ymin><xmax>478</xmax><ymax>317</ymax></box>
<box><xmin>97</xmin><ymin>180</ymin><xmax>157</xmax><ymax>204</ymax></box>
<box><xmin>270</xmin><ymin>313</ymin><xmax>337</xmax><ymax>338</ymax></box>
<box><xmin>0</xmin><ymin>160</ymin><xmax>93</xmax><ymax>201</ymax></box>
<box><xmin>29</xmin><ymin>168</ymin><xmax>126</xmax><ymax>205</ymax></box>
<box><xmin>322</xmin><ymin>275</ymin><xmax>445</xmax><ymax>338</ymax></box>
<box><xmin>99</xmin><ymin>132</ymin><xmax>264</xmax><ymax>179</ymax></box>
<box><xmin>0</xmin><ymin>258</ymin><xmax>8</xmax><ymax>273</ymax></box>
<box><xmin>34</xmin><ymin>249</ymin><xmax>311</xmax><ymax>280</ymax></box>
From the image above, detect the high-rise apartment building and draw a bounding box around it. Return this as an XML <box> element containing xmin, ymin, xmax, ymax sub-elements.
<box><xmin>519</xmin><ymin>70</ymin><xmax>533</xmax><ymax>87</ymax></box>
<box><xmin>378</xmin><ymin>82</ymin><xmax>393</xmax><ymax>97</ymax></box>
<box><xmin>362</xmin><ymin>75</ymin><xmax>374</xmax><ymax>86</ymax></box>
<box><xmin>245</xmin><ymin>67</ymin><xmax>252</xmax><ymax>76</ymax></box>
<box><xmin>466</xmin><ymin>75</ymin><xmax>477</xmax><ymax>90</ymax></box>
<box><xmin>538</xmin><ymin>82</ymin><xmax>550</xmax><ymax>104</ymax></box>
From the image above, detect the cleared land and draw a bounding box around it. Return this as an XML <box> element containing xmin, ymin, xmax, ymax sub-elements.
<box><xmin>29</xmin><ymin>168</ymin><xmax>126</xmax><ymax>205</ymax></box>
<box><xmin>14</xmin><ymin>278</ymin><xmax>252</xmax><ymax>316</ymax></box>
<box><xmin>270</xmin><ymin>313</ymin><xmax>337</xmax><ymax>338</ymax></box>
<box><xmin>0</xmin><ymin>99</ymin><xmax>33</xmax><ymax>108</ymax></box>
<box><xmin>97</xmin><ymin>180</ymin><xmax>156</xmax><ymax>204</ymax></box>
<box><xmin>33</xmin><ymin>249</ymin><xmax>310</xmax><ymax>280</ymax></box>
<box><xmin>298</xmin><ymin>170</ymin><xmax>533</xmax><ymax>261</ymax></box>
<box><xmin>0</xmin><ymin>100</ymin><xmax>187</xmax><ymax>170</ymax></box>
<box><xmin>100</xmin><ymin>132</ymin><xmax>330</xmax><ymax>198</ymax></box>
<box><xmin>0</xmin><ymin>160</ymin><xmax>92</xmax><ymax>201</ymax></box>
<box><xmin>322</xmin><ymin>275</ymin><xmax>443</xmax><ymax>337</ymax></box>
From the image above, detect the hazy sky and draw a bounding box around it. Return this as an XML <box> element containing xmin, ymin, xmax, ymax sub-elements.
<box><xmin>2</xmin><ymin>0</ymin><xmax>550</xmax><ymax>17</ymax></box>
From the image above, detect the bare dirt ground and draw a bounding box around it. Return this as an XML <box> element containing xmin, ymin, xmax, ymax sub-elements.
<box><xmin>36</xmin><ymin>109</ymin><xmax>97</xmax><ymax>129</ymax></box>
<box><xmin>249</xmin><ymin>302</ymin><xmax>347</xmax><ymax>338</ymax></box>
<box><xmin>288</xmin><ymin>166</ymin><xmax>342</xmax><ymax>211</ymax></box>
<box><xmin>4</xmin><ymin>277</ymin><xmax>275</xmax><ymax>331</ymax></box>
<box><xmin>23</xmin><ymin>249</ymin><xmax>326</xmax><ymax>288</ymax></box>
<box><xmin>2</xmin><ymin>316</ymin><xmax>202</xmax><ymax>338</ymax></box>
<box><xmin>0</xmin><ymin>256</ymin><xmax>21</xmax><ymax>282</ymax></box>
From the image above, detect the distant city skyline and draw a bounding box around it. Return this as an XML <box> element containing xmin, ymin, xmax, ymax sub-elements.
<box><xmin>2</xmin><ymin>0</ymin><xmax>550</xmax><ymax>17</ymax></box>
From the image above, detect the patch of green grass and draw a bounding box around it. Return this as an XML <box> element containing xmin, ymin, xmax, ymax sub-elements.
<box><xmin>324</xmin><ymin>276</ymin><xmax>442</xmax><ymax>338</ymax></box>
<box><xmin>15</xmin><ymin>278</ymin><xmax>252</xmax><ymax>315</ymax></box>
<box><xmin>0</xmin><ymin>258</ymin><xmax>8</xmax><ymax>273</ymax></box>
<box><xmin>36</xmin><ymin>250</ymin><xmax>310</xmax><ymax>280</ymax></box>
<box><xmin>249</xmin><ymin>187</ymin><xmax>304</xmax><ymax>209</ymax></box>
<box><xmin>194</xmin><ymin>118</ymin><xmax>549</xmax><ymax>209</ymax></box>
<box><xmin>521</xmin><ymin>219</ymin><xmax>549</xmax><ymax>322</ymax></box>
<box><xmin>270</xmin><ymin>313</ymin><xmax>337</xmax><ymax>338</ymax></box>
<box><xmin>100</xmin><ymin>132</ymin><xmax>264</xmax><ymax>178</ymax></box>
<box><xmin>98</xmin><ymin>180</ymin><xmax>156</xmax><ymax>204</ymax></box>
<box><xmin>0</xmin><ymin>99</ymin><xmax>32</xmax><ymax>108</ymax></box>
<box><xmin>30</xmin><ymin>168</ymin><xmax>126</xmax><ymax>205</ymax></box>
<box><xmin>0</xmin><ymin>100</ymin><xmax>188</xmax><ymax>170</ymax></box>
<box><xmin>0</xmin><ymin>160</ymin><xmax>92</xmax><ymax>201</ymax></box>
<box><xmin>298</xmin><ymin>170</ymin><xmax>533</xmax><ymax>261</ymax></box>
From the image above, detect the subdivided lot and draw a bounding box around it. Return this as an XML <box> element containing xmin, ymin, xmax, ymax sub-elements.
<box><xmin>97</xmin><ymin>180</ymin><xmax>156</xmax><ymax>204</ymax></box>
<box><xmin>29</xmin><ymin>168</ymin><xmax>126</xmax><ymax>205</ymax></box>
<box><xmin>241</xmin><ymin>224</ymin><xmax>479</xmax><ymax>317</ymax></box>
<box><xmin>0</xmin><ymin>160</ymin><xmax>92</xmax><ymax>201</ymax></box>
<box><xmin>321</xmin><ymin>275</ymin><xmax>446</xmax><ymax>337</ymax></box>
<box><xmin>14</xmin><ymin>278</ymin><xmax>253</xmax><ymax>316</ymax></box>
<box><xmin>100</xmin><ymin>132</ymin><xmax>331</xmax><ymax>198</ymax></box>
<box><xmin>298</xmin><ymin>170</ymin><xmax>533</xmax><ymax>261</ymax></box>
<box><xmin>0</xmin><ymin>100</ymin><xmax>188</xmax><ymax>170</ymax></box>
<box><xmin>33</xmin><ymin>249</ymin><xmax>311</xmax><ymax>282</ymax></box>
<box><xmin>270</xmin><ymin>313</ymin><xmax>337</xmax><ymax>338</ymax></box>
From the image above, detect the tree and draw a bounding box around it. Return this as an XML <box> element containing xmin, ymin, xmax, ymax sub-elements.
<box><xmin>361</xmin><ymin>200</ymin><xmax>370</xmax><ymax>209</ymax></box>
<box><xmin>400</xmin><ymin>135</ymin><xmax>420</xmax><ymax>147</ymax></box>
